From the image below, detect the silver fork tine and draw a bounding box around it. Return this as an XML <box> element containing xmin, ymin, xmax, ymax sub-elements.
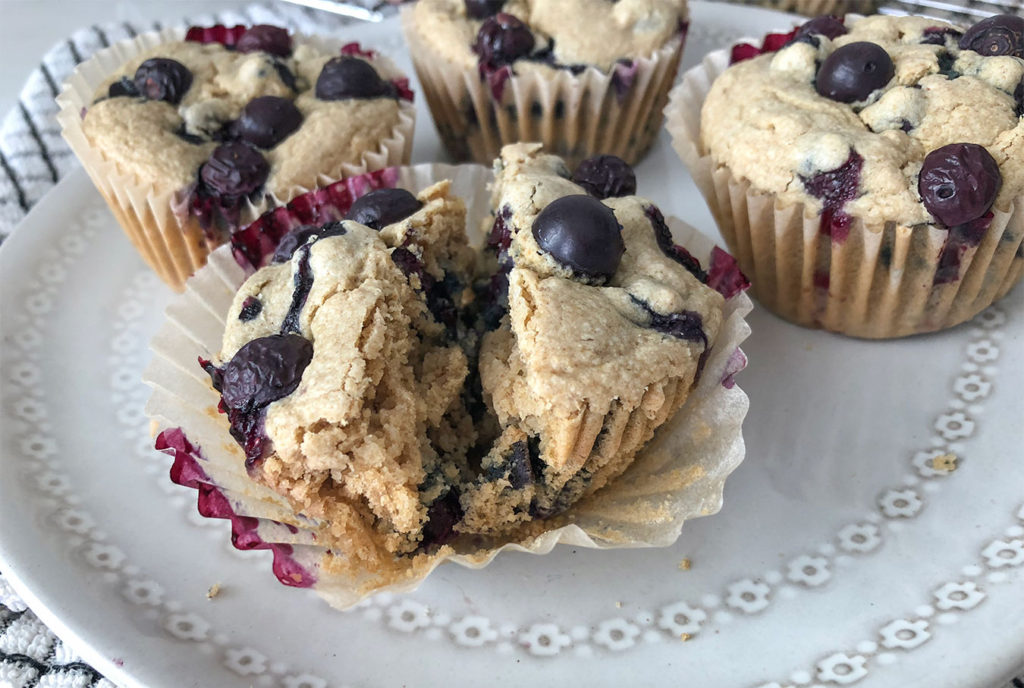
<box><xmin>278</xmin><ymin>0</ymin><xmax>385</xmax><ymax>22</ymax></box>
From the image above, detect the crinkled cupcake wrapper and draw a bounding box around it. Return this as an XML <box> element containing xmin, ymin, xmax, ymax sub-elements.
<box><xmin>401</xmin><ymin>8</ymin><xmax>684</xmax><ymax>169</ymax></box>
<box><xmin>143</xmin><ymin>162</ymin><xmax>753</xmax><ymax>609</ymax></box>
<box><xmin>57</xmin><ymin>26</ymin><xmax>415</xmax><ymax>292</ymax></box>
<box><xmin>666</xmin><ymin>47</ymin><xmax>1024</xmax><ymax>339</ymax></box>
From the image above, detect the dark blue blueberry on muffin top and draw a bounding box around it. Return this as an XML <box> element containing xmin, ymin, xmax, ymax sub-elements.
<box><xmin>133</xmin><ymin>58</ymin><xmax>193</xmax><ymax>104</ymax></box>
<box><xmin>532</xmin><ymin>195</ymin><xmax>625</xmax><ymax>279</ymax></box>
<box><xmin>199</xmin><ymin>142</ymin><xmax>270</xmax><ymax>198</ymax></box>
<box><xmin>234</xmin><ymin>96</ymin><xmax>303</xmax><ymax>149</ymax></box>
<box><xmin>473</xmin><ymin>13</ymin><xmax>536</xmax><ymax>69</ymax></box>
<box><xmin>918</xmin><ymin>143</ymin><xmax>1002</xmax><ymax>227</ymax></box>
<box><xmin>345</xmin><ymin>188</ymin><xmax>424</xmax><ymax>229</ymax></box>
<box><xmin>315</xmin><ymin>56</ymin><xmax>395</xmax><ymax>100</ymax></box>
<box><xmin>572</xmin><ymin>155</ymin><xmax>637</xmax><ymax>200</ymax></box>
<box><xmin>815</xmin><ymin>42</ymin><xmax>894</xmax><ymax>103</ymax></box>
<box><xmin>958</xmin><ymin>14</ymin><xmax>1024</xmax><ymax>58</ymax></box>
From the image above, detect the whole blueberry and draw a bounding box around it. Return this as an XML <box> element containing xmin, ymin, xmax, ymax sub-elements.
<box><xmin>220</xmin><ymin>334</ymin><xmax>313</xmax><ymax>412</ymax></box>
<box><xmin>815</xmin><ymin>42</ymin><xmax>894</xmax><ymax>103</ymax></box>
<box><xmin>793</xmin><ymin>15</ymin><xmax>847</xmax><ymax>43</ymax></box>
<box><xmin>532</xmin><ymin>195</ymin><xmax>624</xmax><ymax>278</ymax></box>
<box><xmin>345</xmin><ymin>188</ymin><xmax>423</xmax><ymax>229</ymax></box>
<box><xmin>465</xmin><ymin>0</ymin><xmax>505</xmax><ymax>19</ymax></box>
<box><xmin>315</xmin><ymin>56</ymin><xmax>393</xmax><ymax>100</ymax></box>
<box><xmin>958</xmin><ymin>14</ymin><xmax>1024</xmax><ymax>58</ymax></box>
<box><xmin>918</xmin><ymin>143</ymin><xmax>1002</xmax><ymax>227</ymax></box>
<box><xmin>199</xmin><ymin>142</ymin><xmax>269</xmax><ymax>197</ymax></box>
<box><xmin>235</xmin><ymin>96</ymin><xmax>303</xmax><ymax>149</ymax></box>
<box><xmin>133</xmin><ymin>58</ymin><xmax>193</xmax><ymax>104</ymax></box>
<box><xmin>572</xmin><ymin>155</ymin><xmax>637</xmax><ymax>199</ymax></box>
<box><xmin>235</xmin><ymin>25</ymin><xmax>293</xmax><ymax>57</ymax></box>
<box><xmin>271</xmin><ymin>221</ymin><xmax>347</xmax><ymax>263</ymax></box>
<box><xmin>472</xmin><ymin>13</ymin><xmax>535</xmax><ymax>68</ymax></box>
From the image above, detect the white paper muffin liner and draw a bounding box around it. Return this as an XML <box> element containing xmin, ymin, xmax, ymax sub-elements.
<box><xmin>143</xmin><ymin>162</ymin><xmax>753</xmax><ymax>609</ymax></box>
<box><xmin>726</xmin><ymin>0</ymin><xmax>877</xmax><ymax>17</ymax></box>
<box><xmin>665</xmin><ymin>45</ymin><xmax>1024</xmax><ymax>339</ymax></box>
<box><xmin>401</xmin><ymin>8</ymin><xmax>685</xmax><ymax>169</ymax></box>
<box><xmin>57</xmin><ymin>26</ymin><xmax>415</xmax><ymax>292</ymax></box>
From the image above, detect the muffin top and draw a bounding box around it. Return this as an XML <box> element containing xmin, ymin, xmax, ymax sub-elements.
<box><xmin>701</xmin><ymin>14</ymin><xmax>1024</xmax><ymax>230</ymax></box>
<box><xmin>82</xmin><ymin>26</ymin><xmax>412</xmax><ymax>224</ymax></box>
<box><xmin>410</xmin><ymin>0</ymin><xmax>687</xmax><ymax>73</ymax></box>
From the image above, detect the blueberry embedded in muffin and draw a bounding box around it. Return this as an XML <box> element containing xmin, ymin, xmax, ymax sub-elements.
<box><xmin>958</xmin><ymin>14</ymin><xmax>1024</xmax><ymax>58</ymax></box>
<box><xmin>530</xmin><ymin>194</ymin><xmax>626</xmax><ymax>279</ymax></box>
<box><xmin>919</xmin><ymin>142</ymin><xmax>1004</xmax><ymax>284</ymax></box>
<box><xmin>571</xmin><ymin>154</ymin><xmax>638</xmax><ymax>199</ymax></box>
<box><xmin>815</xmin><ymin>42</ymin><xmax>895</xmax><ymax>103</ymax></box>
<box><xmin>345</xmin><ymin>187</ymin><xmax>424</xmax><ymax>229</ymax></box>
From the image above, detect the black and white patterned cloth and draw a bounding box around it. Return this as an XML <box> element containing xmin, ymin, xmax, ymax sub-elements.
<box><xmin>0</xmin><ymin>1</ymin><xmax>1021</xmax><ymax>686</ymax></box>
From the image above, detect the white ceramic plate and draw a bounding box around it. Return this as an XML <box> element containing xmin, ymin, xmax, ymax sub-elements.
<box><xmin>2</xmin><ymin>4</ymin><xmax>1023</xmax><ymax>688</ymax></box>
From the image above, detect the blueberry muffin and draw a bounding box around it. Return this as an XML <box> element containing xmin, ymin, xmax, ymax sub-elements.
<box><xmin>58</xmin><ymin>25</ymin><xmax>415</xmax><ymax>291</ymax></box>
<box><xmin>668</xmin><ymin>14</ymin><xmax>1024</xmax><ymax>338</ymax></box>
<box><xmin>402</xmin><ymin>0</ymin><xmax>687</xmax><ymax>167</ymax></box>
<box><xmin>195</xmin><ymin>147</ymin><xmax>733</xmax><ymax>585</ymax></box>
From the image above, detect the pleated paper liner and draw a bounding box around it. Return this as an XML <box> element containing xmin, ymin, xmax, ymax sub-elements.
<box><xmin>57</xmin><ymin>26</ymin><xmax>415</xmax><ymax>292</ymax></box>
<box><xmin>401</xmin><ymin>8</ymin><xmax>685</xmax><ymax>169</ymax></box>
<box><xmin>724</xmin><ymin>0</ymin><xmax>878</xmax><ymax>17</ymax></box>
<box><xmin>143</xmin><ymin>162</ymin><xmax>753</xmax><ymax>609</ymax></box>
<box><xmin>665</xmin><ymin>44</ymin><xmax>1024</xmax><ymax>339</ymax></box>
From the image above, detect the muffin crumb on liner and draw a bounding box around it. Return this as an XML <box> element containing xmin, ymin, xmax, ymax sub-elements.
<box><xmin>665</xmin><ymin>47</ymin><xmax>1024</xmax><ymax>339</ymax></box>
<box><xmin>57</xmin><ymin>26</ymin><xmax>414</xmax><ymax>292</ymax></box>
<box><xmin>143</xmin><ymin>162</ymin><xmax>753</xmax><ymax>609</ymax></box>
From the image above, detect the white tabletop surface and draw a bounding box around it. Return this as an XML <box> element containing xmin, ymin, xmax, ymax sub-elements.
<box><xmin>0</xmin><ymin>0</ymin><xmax>251</xmax><ymax>118</ymax></box>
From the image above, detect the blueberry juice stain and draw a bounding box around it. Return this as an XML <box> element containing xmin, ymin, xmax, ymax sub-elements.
<box><xmin>799</xmin><ymin>151</ymin><xmax>864</xmax><ymax>242</ymax></box>
<box><xmin>280</xmin><ymin>244</ymin><xmax>314</xmax><ymax>335</ymax></box>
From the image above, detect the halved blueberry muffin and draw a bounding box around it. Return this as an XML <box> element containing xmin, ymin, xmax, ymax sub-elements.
<box><xmin>202</xmin><ymin>181</ymin><xmax>476</xmax><ymax>574</ymax></box>
<box><xmin>462</xmin><ymin>143</ymin><xmax>726</xmax><ymax>534</ymax></box>
<box><xmin>59</xmin><ymin>25</ymin><xmax>415</xmax><ymax>291</ymax></box>
<box><xmin>187</xmin><ymin>148</ymin><xmax>738</xmax><ymax>586</ymax></box>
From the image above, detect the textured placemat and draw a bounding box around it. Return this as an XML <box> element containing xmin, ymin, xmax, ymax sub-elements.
<box><xmin>0</xmin><ymin>1</ymin><xmax>1021</xmax><ymax>687</ymax></box>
